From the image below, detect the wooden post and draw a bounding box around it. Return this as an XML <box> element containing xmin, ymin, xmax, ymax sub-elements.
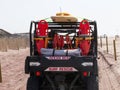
<box><xmin>106</xmin><ymin>36</ymin><xmax>108</xmax><ymax>53</ymax></box>
<box><xmin>16</xmin><ymin>38</ymin><xmax>19</xmax><ymax>50</ymax></box>
<box><xmin>0</xmin><ymin>61</ymin><xmax>2</xmax><ymax>83</ymax></box>
<box><xmin>3</xmin><ymin>38</ymin><xmax>7</xmax><ymax>52</ymax></box>
<box><xmin>113</xmin><ymin>40</ymin><xmax>117</xmax><ymax>61</ymax></box>
<box><xmin>115</xmin><ymin>36</ymin><xmax>116</xmax><ymax>41</ymax></box>
<box><xmin>100</xmin><ymin>36</ymin><xmax>102</xmax><ymax>48</ymax></box>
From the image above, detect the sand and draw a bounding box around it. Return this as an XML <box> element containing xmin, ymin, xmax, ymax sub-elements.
<box><xmin>0</xmin><ymin>48</ymin><xmax>29</xmax><ymax>90</ymax></box>
<box><xmin>0</xmin><ymin>37</ymin><xmax>120</xmax><ymax>90</ymax></box>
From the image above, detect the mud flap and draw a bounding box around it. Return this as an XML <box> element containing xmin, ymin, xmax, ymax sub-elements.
<box><xmin>25</xmin><ymin>58</ymin><xmax>29</xmax><ymax>74</ymax></box>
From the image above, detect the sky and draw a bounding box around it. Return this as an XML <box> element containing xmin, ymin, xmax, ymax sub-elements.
<box><xmin>0</xmin><ymin>0</ymin><xmax>120</xmax><ymax>36</ymax></box>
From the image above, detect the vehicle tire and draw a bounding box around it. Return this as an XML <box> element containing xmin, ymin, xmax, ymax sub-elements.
<box><xmin>27</xmin><ymin>76</ymin><xmax>40</xmax><ymax>90</ymax></box>
<box><xmin>87</xmin><ymin>75</ymin><xmax>98</xmax><ymax>90</ymax></box>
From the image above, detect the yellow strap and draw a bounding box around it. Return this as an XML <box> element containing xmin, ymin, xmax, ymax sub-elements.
<box><xmin>34</xmin><ymin>37</ymin><xmax>52</xmax><ymax>48</ymax></box>
<box><xmin>75</xmin><ymin>37</ymin><xmax>94</xmax><ymax>40</ymax></box>
<box><xmin>34</xmin><ymin>38</ymin><xmax>44</xmax><ymax>40</ymax></box>
<box><xmin>75</xmin><ymin>37</ymin><xmax>94</xmax><ymax>48</ymax></box>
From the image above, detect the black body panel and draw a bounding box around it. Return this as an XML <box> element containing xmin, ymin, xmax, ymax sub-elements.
<box><xmin>25</xmin><ymin>56</ymin><xmax>96</xmax><ymax>73</ymax></box>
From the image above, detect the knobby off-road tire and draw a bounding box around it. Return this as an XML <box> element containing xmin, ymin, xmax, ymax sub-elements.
<box><xmin>87</xmin><ymin>75</ymin><xmax>98</xmax><ymax>90</ymax></box>
<box><xmin>27</xmin><ymin>76</ymin><xmax>40</xmax><ymax>90</ymax></box>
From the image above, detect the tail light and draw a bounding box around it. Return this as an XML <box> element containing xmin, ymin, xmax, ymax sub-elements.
<box><xmin>36</xmin><ymin>71</ymin><xmax>41</xmax><ymax>76</ymax></box>
<box><xmin>83</xmin><ymin>71</ymin><xmax>88</xmax><ymax>77</ymax></box>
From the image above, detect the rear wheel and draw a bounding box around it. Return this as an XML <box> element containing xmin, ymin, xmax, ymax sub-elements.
<box><xmin>27</xmin><ymin>76</ymin><xmax>40</xmax><ymax>90</ymax></box>
<box><xmin>87</xmin><ymin>75</ymin><xmax>98</xmax><ymax>90</ymax></box>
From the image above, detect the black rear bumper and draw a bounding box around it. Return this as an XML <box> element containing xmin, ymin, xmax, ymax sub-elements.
<box><xmin>25</xmin><ymin>56</ymin><xmax>97</xmax><ymax>74</ymax></box>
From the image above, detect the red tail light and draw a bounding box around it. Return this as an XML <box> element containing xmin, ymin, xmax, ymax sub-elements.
<box><xmin>36</xmin><ymin>71</ymin><xmax>41</xmax><ymax>76</ymax></box>
<box><xmin>83</xmin><ymin>71</ymin><xmax>88</xmax><ymax>77</ymax></box>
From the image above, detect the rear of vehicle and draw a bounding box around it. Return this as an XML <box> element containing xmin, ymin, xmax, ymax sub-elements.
<box><xmin>25</xmin><ymin>19</ymin><xmax>98</xmax><ymax>90</ymax></box>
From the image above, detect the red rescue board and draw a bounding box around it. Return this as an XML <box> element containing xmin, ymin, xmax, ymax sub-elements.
<box><xmin>79</xmin><ymin>20</ymin><xmax>90</xmax><ymax>55</ymax></box>
<box><xmin>36</xmin><ymin>20</ymin><xmax>48</xmax><ymax>54</ymax></box>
